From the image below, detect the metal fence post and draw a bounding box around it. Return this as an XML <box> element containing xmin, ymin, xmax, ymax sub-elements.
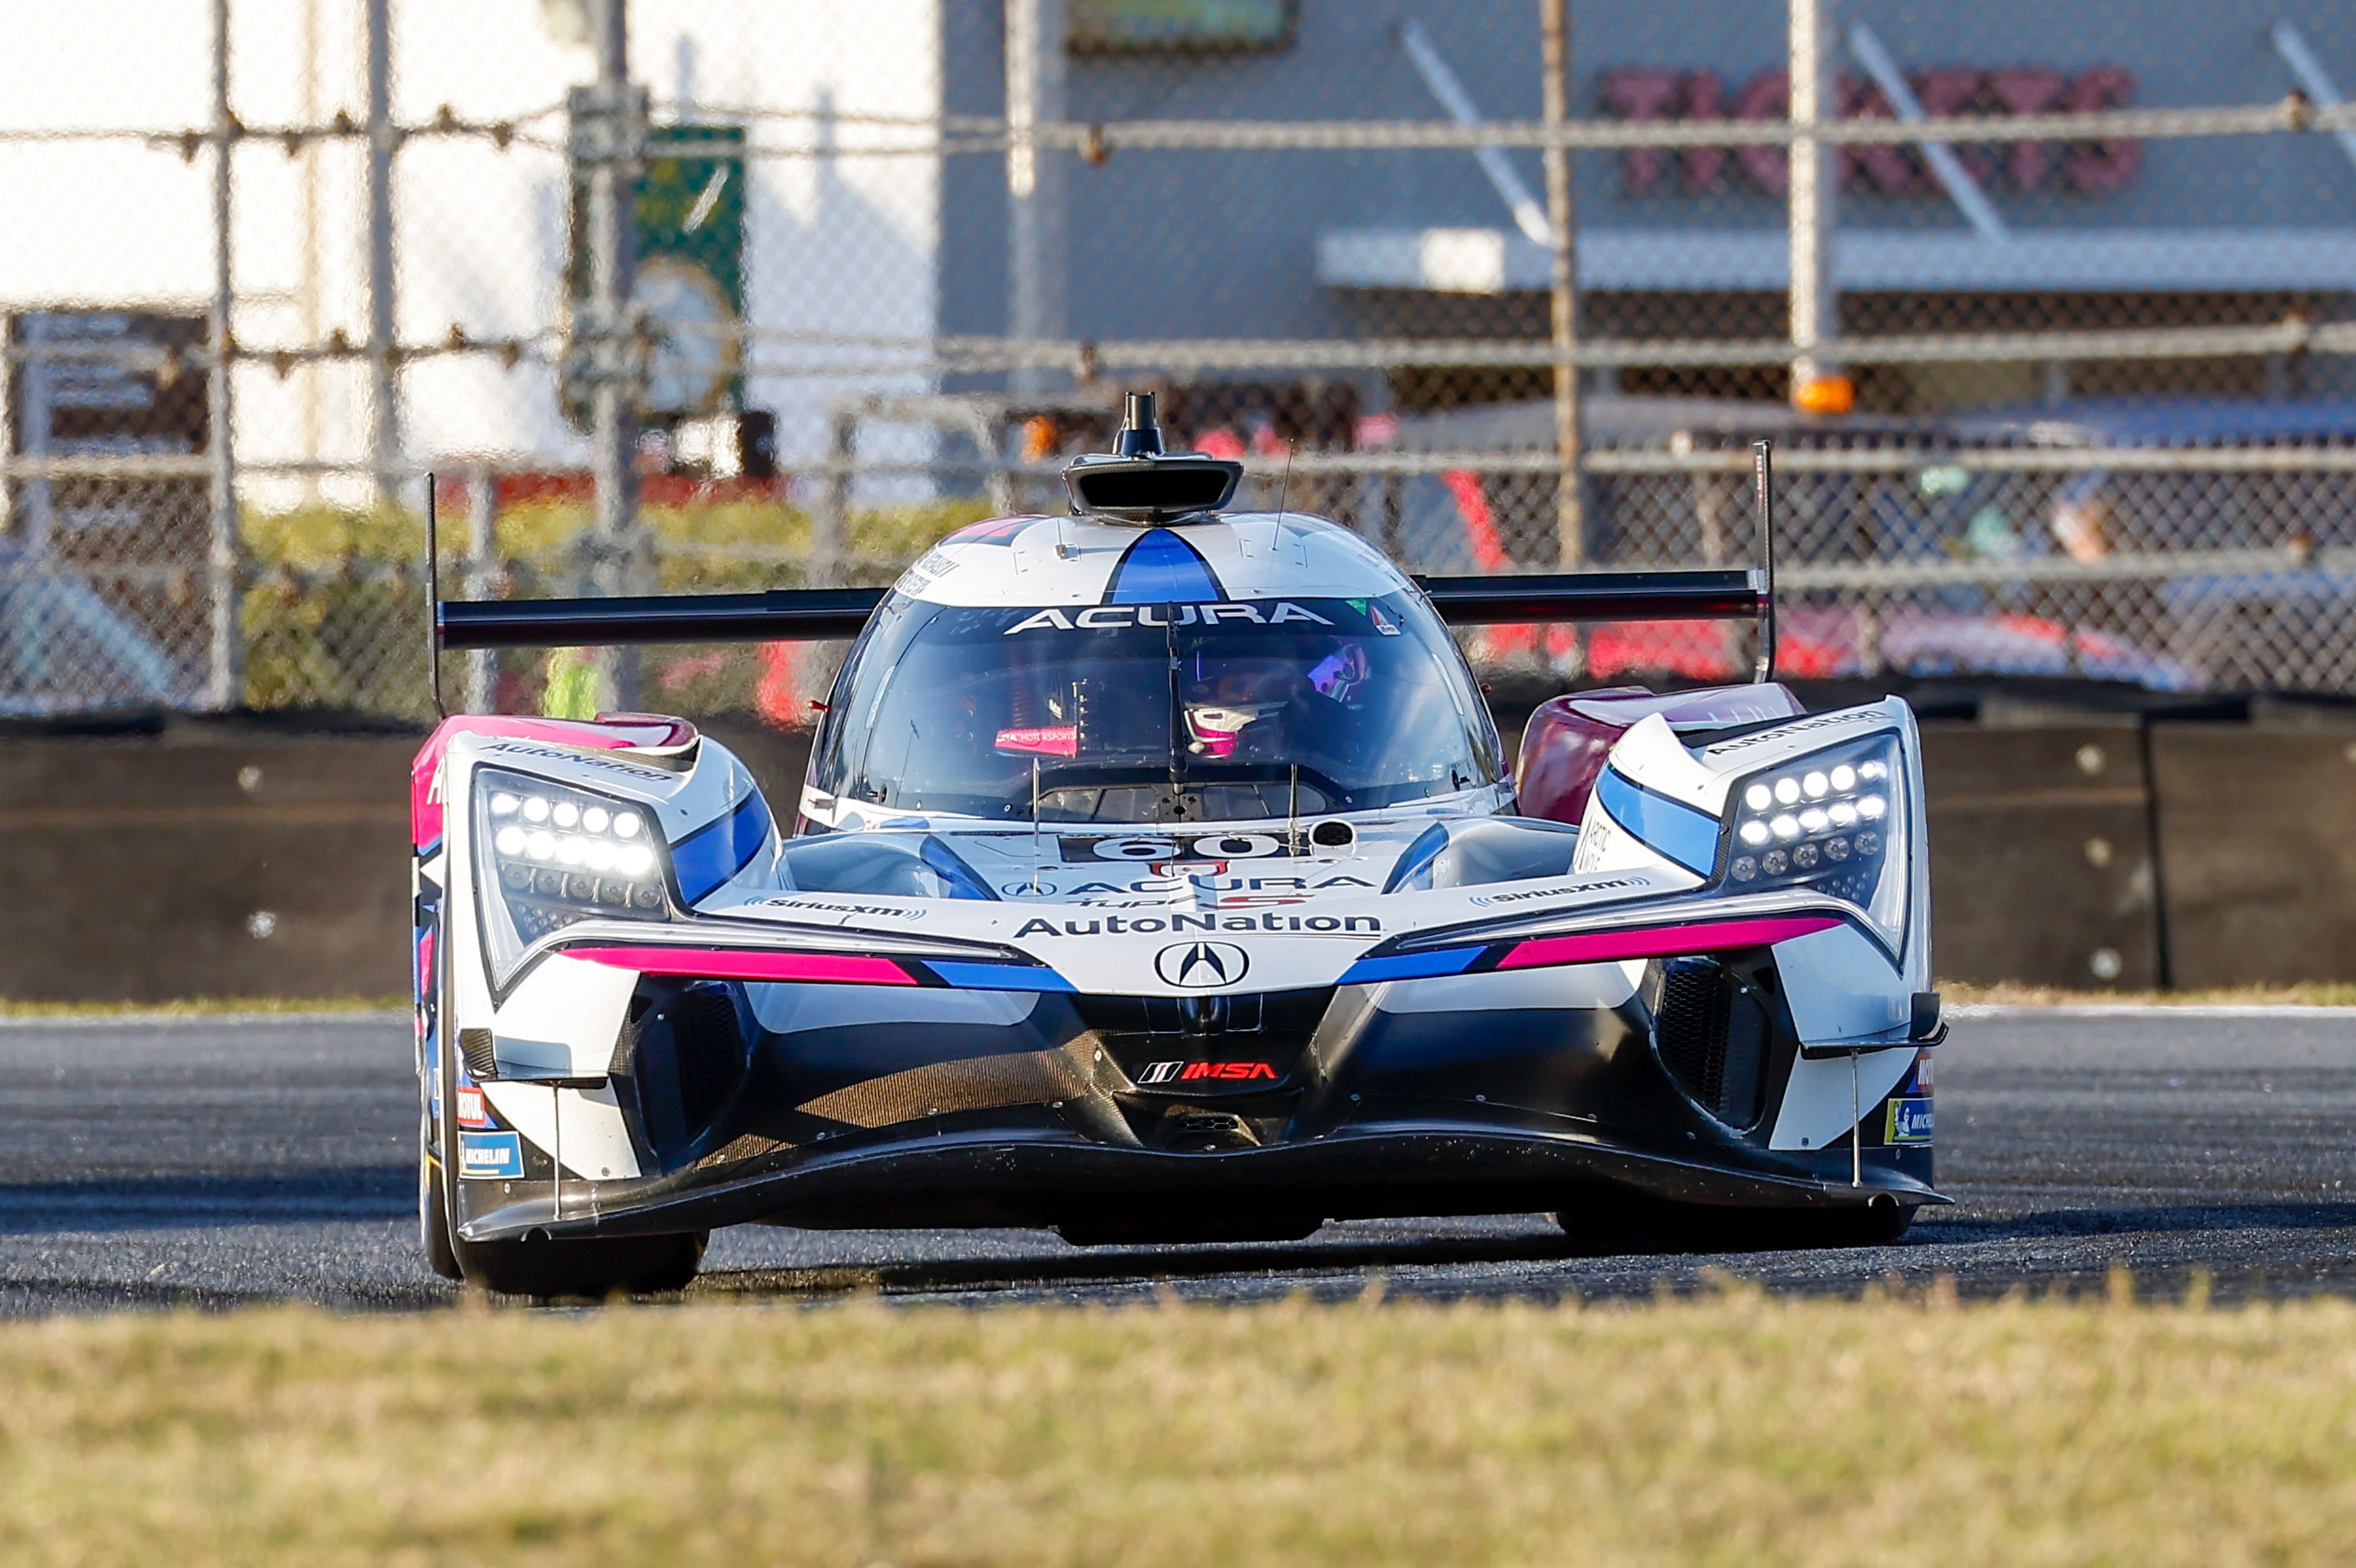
<box><xmin>1006</xmin><ymin>0</ymin><xmax>1068</xmax><ymax>395</ymax></box>
<box><xmin>206</xmin><ymin>0</ymin><xmax>241</xmax><ymax>711</ymax></box>
<box><xmin>465</xmin><ymin>465</ymin><xmax>497</xmax><ymax>713</ymax></box>
<box><xmin>365</xmin><ymin>0</ymin><xmax>400</xmax><ymax>504</ymax></box>
<box><xmin>1540</xmin><ymin>0</ymin><xmax>1583</xmax><ymax>570</ymax></box>
<box><xmin>812</xmin><ymin>405</ymin><xmax>853</xmax><ymax>588</ymax></box>
<box><xmin>1788</xmin><ymin>0</ymin><xmax>1844</xmax><ymax>413</ymax></box>
<box><xmin>585</xmin><ymin>0</ymin><xmax>644</xmax><ymax>707</ymax></box>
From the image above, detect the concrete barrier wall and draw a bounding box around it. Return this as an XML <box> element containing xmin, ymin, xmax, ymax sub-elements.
<box><xmin>0</xmin><ymin>720</ymin><xmax>816</xmax><ymax>1004</ymax></box>
<box><xmin>1922</xmin><ymin>721</ymin><xmax>2169</xmax><ymax>991</ymax></box>
<box><xmin>0</xmin><ymin>709</ymin><xmax>2347</xmax><ymax>1000</ymax></box>
<box><xmin>2150</xmin><ymin>725</ymin><xmax>2356</xmax><ymax>988</ymax></box>
<box><xmin>0</xmin><ymin>730</ymin><xmax>419</xmax><ymax>1002</ymax></box>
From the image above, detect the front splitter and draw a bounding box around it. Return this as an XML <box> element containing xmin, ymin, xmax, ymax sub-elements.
<box><xmin>456</xmin><ymin>1117</ymin><xmax>1943</xmax><ymax>1244</ymax></box>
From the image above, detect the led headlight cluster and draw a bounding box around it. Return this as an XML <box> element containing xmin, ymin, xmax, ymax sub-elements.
<box><xmin>1720</xmin><ymin>732</ymin><xmax>1910</xmax><ymax>949</ymax></box>
<box><xmin>474</xmin><ymin>768</ymin><xmax>669</xmax><ymax>981</ymax></box>
<box><xmin>1729</xmin><ymin>756</ymin><xmax>1890</xmax><ymax>884</ymax></box>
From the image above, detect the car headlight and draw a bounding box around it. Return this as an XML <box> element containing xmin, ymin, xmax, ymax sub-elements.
<box><xmin>1722</xmin><ymin>732</ymin><xmax>1909</xmax><ymax>951</ymax></box>
<box><xmin>474</xmin><ymin>768</ymin><xmax>671</xmax><ymax>985</ymax></box>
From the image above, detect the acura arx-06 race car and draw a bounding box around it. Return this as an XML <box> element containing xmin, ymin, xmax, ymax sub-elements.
<box><xmin>413</xmin><ymin>395</ymin><xmax>1943</xmax><ymax>1296</ymax></box>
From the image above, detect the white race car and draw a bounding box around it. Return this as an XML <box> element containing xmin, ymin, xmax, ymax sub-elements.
<box><xmin>413</xmin><ymin>394</ymin><xmax>1942</xmax><ymax>1296</ymax></box>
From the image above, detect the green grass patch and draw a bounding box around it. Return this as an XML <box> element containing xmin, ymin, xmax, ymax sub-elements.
<box><xmin>6</xmin><ymin>1288</ymin><xmax>2356</xmax><ymax>1564</ymax></box>
<box><xmin>237</xmin><ymin>494</ymin><xmax>993</xmax><ymax>717</ymax></box>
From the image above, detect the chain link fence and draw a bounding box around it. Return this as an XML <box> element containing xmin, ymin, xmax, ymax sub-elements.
<box><xmin>8</xmin><ymin>0</ymin><xmax>2356</xmax><ymax>725</ymax></box>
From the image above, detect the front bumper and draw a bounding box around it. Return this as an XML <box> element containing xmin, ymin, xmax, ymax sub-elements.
<box><xmin>450</xmin><ymin>952</ymin><xmax>1939</xmax><ymax>1243</ymax></box>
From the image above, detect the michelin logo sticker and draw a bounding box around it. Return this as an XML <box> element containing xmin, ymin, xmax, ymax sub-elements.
<box><xmin>459</xmin><ymin>1130</ymin><xmax>525</xmax><ymax>1179</ymax></box>
<box><xmin>1885</xmin><ymin>1097</ymin><xmax>1933</xmax><ymax>1145</ymax></box>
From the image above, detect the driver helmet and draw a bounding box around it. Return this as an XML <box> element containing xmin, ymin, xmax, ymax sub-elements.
<box><xmin>1183</xmin><ymin>657</ymin><xmax>1293</xmax><ymax>759</ymax></box>
<box><xmin>1183</xmin><ymin>642</ymin><xmax>1371</xmax><ymax>759</ymax></box>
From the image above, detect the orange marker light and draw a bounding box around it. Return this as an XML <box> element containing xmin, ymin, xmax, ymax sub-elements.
<box><xmin>1792</xmin><ymin>374</ymin><xmax>1857</xmax><ymax>416</ymax></box>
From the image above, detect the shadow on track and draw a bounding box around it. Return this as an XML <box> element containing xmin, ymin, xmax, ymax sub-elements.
<box><xmin>690</xmin><ymin>1201</ymin><xmax>2356</xmax><ymax>1306</ymax></box>
<box><xmin>1912</xmin><ymin>1200</ymin><xmax>2356</xmax><ymax>1243</ymax></box>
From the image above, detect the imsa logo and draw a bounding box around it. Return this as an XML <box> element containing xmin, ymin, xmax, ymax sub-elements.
<box><xmin>1139</xmin><ymin>1060</ymin><xmax>1280</xmax><ymax>1084</ymax></box>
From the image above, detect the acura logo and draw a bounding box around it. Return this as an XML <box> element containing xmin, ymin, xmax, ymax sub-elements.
<box><xmin>1155</xmin><ymin>940</ymin><xmax>1250</xmax><ymax>988</ymax></box>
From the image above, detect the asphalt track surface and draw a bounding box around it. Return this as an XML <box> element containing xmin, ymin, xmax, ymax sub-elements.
<box><xmin>2</xmin><ymin>1008</ymin><xmax>2354</xmax><ymax>1314</ymax></box>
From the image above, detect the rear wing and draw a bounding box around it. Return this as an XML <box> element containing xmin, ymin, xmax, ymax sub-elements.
<box><xmin>429</xmin><ymin>441</ymin><xmax>1781</xmax><ymax>696</ymax></box>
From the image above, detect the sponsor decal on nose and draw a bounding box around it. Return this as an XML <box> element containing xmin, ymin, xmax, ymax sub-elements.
<box><xmin>1156</xmin><ymin>940</ymin><xmax>1251</xmax><ymax>987</ymax></box>
<box><xmin>458</xmin><ymin>1130</ymin><xmax>525</xmax><ymax>1179</ymax></box>
<box><xmin>1885</xmin><ymin>1097</ymin><xmax>1934</xmax><ymax>1144</ymax></box>
<box><xmin>1136</xmin><ymin>1059</ymin><xmax>1280</xmax><ymax>1086</ymax></box>
<box><xmin>1179</xmin><ymin>1061</ymin><xmax>1279</xmax><ymax>1081</ymax></box>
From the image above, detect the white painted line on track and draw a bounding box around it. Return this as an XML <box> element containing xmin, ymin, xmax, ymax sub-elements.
<box><xmin>1951</xmin><ymin>1004</ymin><xmax>2356</xmax><ymax>1020</ymax></box>
<box><xmin>0</xmin><ymin>1010</ymin><xmax>406</xmax><ymax>1030</ymax></box>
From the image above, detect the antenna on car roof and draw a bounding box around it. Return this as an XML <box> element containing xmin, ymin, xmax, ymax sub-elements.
<box><xmin>425</xmin><ymin>471</ymin><xmax>448</xmax><ymax>719</ymax></box>
<box><xmin>1751</xmin><ymin>440</ymin><xmax>1779</xmax><ymax>684</ymax></box>
<box><xmin>1062</xmin><ymin>389</ymin><xmax>1243</xmax><ymax>523</ymax></box>
<box><xmin>1114</xmin><ymin>390</ymin><xmax>1163</xmax><ymax>455</ymax></box>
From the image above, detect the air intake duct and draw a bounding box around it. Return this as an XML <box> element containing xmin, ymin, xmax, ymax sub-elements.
<box><xmin>1650</xmin><ymin>958</ymin><xmax>1770</xmax><ymax>1129</ymax></box>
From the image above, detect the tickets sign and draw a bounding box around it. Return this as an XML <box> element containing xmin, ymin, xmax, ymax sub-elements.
<box><xmin>1599</xmin><ymin>65</ymin><xmax>2142</xmax><ymax>197</ymax></box>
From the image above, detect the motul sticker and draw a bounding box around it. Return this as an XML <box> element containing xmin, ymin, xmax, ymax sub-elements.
<box><xmin>1885</xmin><ymin>1097</ymin><xmax>1933</xmax><ymax>1144</ymax></box>
<box><xmin>456</xmin><ymin>1085</ymin><xmax>493</xmax><ymax>1130</ymax></box>
<box><xmin>459</xmin><ymin>1130</ymin><xmax>525</xmax><ymax>1179</ymax></box>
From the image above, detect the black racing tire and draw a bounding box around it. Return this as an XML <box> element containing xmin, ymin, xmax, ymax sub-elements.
<box><xmin>420</xmin><ymin>1148</ymin><xmax>464</xmax><ymax>1282</ymax></box>
<box><xmin>452</xmin><ymin>1229</ymin><xmax>709</xmax><ymax>1301</ymax></box>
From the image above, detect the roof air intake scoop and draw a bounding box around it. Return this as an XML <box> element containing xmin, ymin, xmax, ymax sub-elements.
<box><xmin>1063</xmin><ymin>391</ymin><xmax>1245</xmax><ymax>524</ymax></box>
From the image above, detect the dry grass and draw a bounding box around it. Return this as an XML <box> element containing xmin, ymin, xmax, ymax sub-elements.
<box><xmin>0</xmin><ymin>996</ymin><xmax>403</xmax><ymax>1020</ymax></box>
<box><xmin>5</xmin><ymin>1287</ymin><xmax>2356</xmax><ymax>1566</ymax></box>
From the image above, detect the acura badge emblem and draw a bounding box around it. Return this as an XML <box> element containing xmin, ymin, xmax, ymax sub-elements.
<box><xmin>1154</xmin><ymin>940</ymin><xmax>1250</xmax><ymax>988</ymax></box>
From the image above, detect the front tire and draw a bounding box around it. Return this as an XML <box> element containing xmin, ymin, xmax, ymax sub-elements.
<box><xmin>420</xmin><ymin>1148</ymin><xmax>464</xmax><ymax>1281</ymax></box>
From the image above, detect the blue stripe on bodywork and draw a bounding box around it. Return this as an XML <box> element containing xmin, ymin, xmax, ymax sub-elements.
<box><xmin>671</xmin><ymin>789</ymin><xmax>775</xmax><ymax>904</ymax></box>
<box><xmin>1593</xmin><ymin>766</ymin><xmax>1720</xmax><ymax>875</ymax></box>
<box><xmin>1105</xmin><ymin>528</ymin><xmax>1225</xmax><ymax>604</ymax></box>
<box><xmin>1336</xmin><ymin>947</ymin><xmax>1482</xmax><ymax>985</ymax></box>
<box><xmin>926</xmin><ymin>960</ymin><xmax>1077</xmax><ymax>993</ymax></box>
<box><xmin>1380</xmin><ymin>821</ymin><xmax>1451</xmax><ymax>894</ymax></box>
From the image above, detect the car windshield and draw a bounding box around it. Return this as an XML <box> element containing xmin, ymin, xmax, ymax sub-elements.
<box><xmin>813</xmin><ymin>591</ymin><xmax>1500</xmax><ymax>823</ymax></box>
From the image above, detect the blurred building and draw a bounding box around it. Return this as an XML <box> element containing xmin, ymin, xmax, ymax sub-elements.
<box><xmin>940</xmin><ymin>0</ymin><xmax>2356</xmax><ymax>414</ymax></box>
<box><xmin>1</xmin><ymin>0</ymin><xmax>2352</xmax><ymax>478</ymax></box>
<box><xmin>0</xmin><ymin>0</ymin><xmax>944</xmax><ymax>504</ymax></box>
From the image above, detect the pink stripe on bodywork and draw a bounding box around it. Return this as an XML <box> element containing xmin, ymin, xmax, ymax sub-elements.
<box><xmin>559</xmin><ymin>945</ymin><xmax>916</xmax><ymax>985</ymax></box>
<box><xmin>1497</xmin><ymin>915</ymin><xmax>1843</xmax><ymax>970</ymax></box>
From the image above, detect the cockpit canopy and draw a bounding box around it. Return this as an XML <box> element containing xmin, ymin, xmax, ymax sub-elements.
<box><xmin>812</xmin><ymin>588</ymin><xmax>1503</xmax><ymax>825</ymax></box>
